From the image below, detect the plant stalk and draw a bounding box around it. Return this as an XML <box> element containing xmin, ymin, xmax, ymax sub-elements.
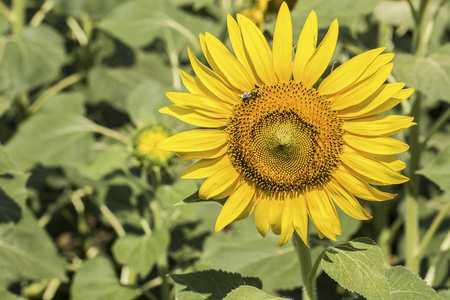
<box><xmin>293</xmin><ymin>231</ymin><xmax>316</xmax><ymax>300</ymax></box>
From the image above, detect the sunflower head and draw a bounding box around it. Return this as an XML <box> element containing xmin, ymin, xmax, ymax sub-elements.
<box><xmin>133</xmin><ymin>126</ymin><xmax>173</xmax><ymax>166</ymax></box>
<box><xmin>158</xmin><ymin>2</ymin><xmax>414</xmax><ymax>246</ymax></box>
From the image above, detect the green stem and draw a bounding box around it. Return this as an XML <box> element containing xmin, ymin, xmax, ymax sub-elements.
<box><xmin>415</xmin><ymin>200</ymin><xmax>450</xmax><ymax>261</ymax></box>
<box><xmin>92</xmin><ymin>124</ymin><xmax>130</xmax><ymax>145</ymax></box>
<box><xmin>406</xmin><ymin>92</ymin><xmax>421</xmax><ymax>274</ymax></box>
<box><xmin>421</xmin><ymin>107</ymin><xmax>450</xmax><ymax>148</ymax></box>
<box><xmin>29</xmin><ymin>0</ymin><xmax>54</xmax><ymax>27</ymax></box>
<box><xmin>28</xmin><ymin>73</ymin><xmax>83</xmax><ymax>114</ymax></box>
<box><xmin>99</xmin><ymin>204</ymin><xmax>126</xmax><ymax>237</ymax></box>
<box><xmin>0</xmin><ymin>2</ymin><xmax>14</xmax><ymax>22</ymax></box>
<box><xmin>413</xmin><ymin>0</ymin><xmax>431</xmax><ymax>57</ymax></box>
<box><xmin>293</xmin><ymin>231</ymin><xmax>316</xmax><ymax>300</ymax></box>
<box><xmin>12</xmin><ymin>0</ymin><xmax>26</xmax><ymax>35</ymax></box>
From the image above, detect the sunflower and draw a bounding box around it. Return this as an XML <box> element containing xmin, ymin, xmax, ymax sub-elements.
<box><xmin>158</xmin><ymin>3</ymin><xmax>414</xmax><ymax>246</ymax></box>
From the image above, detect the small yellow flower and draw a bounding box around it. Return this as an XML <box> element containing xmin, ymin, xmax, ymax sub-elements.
<box><xmin>134</xmin><ymin>126</ymin><xmax>172</xmax><ymax>165</ymax></box>
<box><xmin>240</xmin><ymin>0</ymin><xmax>298</xmax><ymax>28</ymax></box>
<box><xmin>159</xmin><ymin>3</ymin><xmax>414</xmax><ymax>246</ymax></box>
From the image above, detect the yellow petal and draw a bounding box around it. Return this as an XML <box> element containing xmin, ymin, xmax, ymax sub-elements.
<box><xmin>179</xmin><ymin>70</ymin><xmax>203</xmax><ymax>94</ymax></box>
<box><xmin>349</xmin><ymin>88</ymin><xmax>413</xmax><ymax>118</ymax></box>
<box><xmin>237</xmin><ymin>14</ymin><xmax>277</xmax><ymax>85</ymax></box>
<box><xmin>358</xmin><ymin>53</ymin><xmax>395</xmax><ymax>82</ymax></box>
<box><xmin>177</xmin><ymin>143</ymin><xmax>227</xmax><ymax>160</ymax></box>
<box><xmin>337</xmin><ymin>83</ymin><xmax>405</xmax><ymax>119</ymax></box>
<box><xmin>341</xmin><ymin>148</ymin><xmax>409</xmax><ymax>185</ymax></box>
<box><xmin>227</xmin><ymin>15</ymin><xmax>259</xmax><ymax>85</ymax></box>
<box><xmin>188</xmin><ymin>48</ymin><xmax>238</xmax><ymax>105</ymax></box>
<box><xmin>319</xmin><ymin>47</ymin><xmax>385</xmax><ymax>95</ymax></box>
<box><xmin>293</xmin><ymin>11</ymin><xmax>318</xmax><ymax>83</ymax></box>
<box><xmin>166</xmin><ymin>92</ymin><xmax>234</xmax><ymax>115</ymax></box>
<box><xmin>343</xmin><ymin>115</ymin><xmax>415</xmax><ymax>136</ymax></box>
<box><xmin>279</xmin><ymin>196</ymin><xmax>294</xmax><ymax>246</ymax></box>
<box><xmin>204</xmin><ymin>32</ymin><xmax>254</xmax><ymax>91</ymax></box>
<box><xmin>324</xmin><ymin>180</ymin><xmax>372</xmax><ymax>220</ymax></box>
<box><xmin>235</xmin><ymin>195</ymin><xmax>257</xmax><ymax>221</ymax></box>
<box><xmin>333</xmin><ymin>166</ymin><xmax>395</xmax><ymax>201</ymax></box>
<box><xmin>254</xmin><ymin>197</ymin><xmax>270</xmax><ymax>237</ymax></box>
<box><xmin>158</xmin><ymin>129</ymin><xmax>227</xmax><ymax>152</ymax></box>
<box><xmin>302</xmin><ymin>19</ymin><xmax>339</xmax><ymax>88</ymax></box>
<box><xmin>330</xmin><ymin>63</ymin><xmax>393</xmax><ymax>111</ymax></box>
<box><xmin>272</xmin><ymin>2</ymin><xmax>292</xmax><ymax>82</ymax></box>
<box><xmin>159</xmin><ymin>106</ymin><xmax>228</xmax><ymax>128</ymax></box>
<box><xmin>181</xmin><ymin>155</ymin><xmax>229</xmax><ymax>179</ymax></box>
<box><xmin>215</xmin><ymin>181</ymin><xmax>255</xmax><ymax>231</ymax></box>
<box><xmin>306</xmin><ymin>189</ymin><xmax>339</xmax><ymax>240</ymax></box>
<box><xmin>211</xmin><ymin>177</ymin><xmax>241</xmax><ymax>200</ymax></box>
<box><xmin>370</xmin><ymin>154</ymin><xmax>406</xmax><ymax>172</ymax></box>
<box><xmin>292</xmin><ymin>193</ymin><xmax>309</xmax><ymax>247</ymax></box>
<box><xmin>345</xmin><ymin>134</ymin><xmax>409</xmax><ymax>155</ymax></box>
<box><xmin>269</xmin><ymin>199</ymin><xmax>285</xmax><ymax>235</ymax></box>
<box><xmin>199</xmin><ymin>164</ymin><xmax>240</xmax><ymax>200</ymax></box>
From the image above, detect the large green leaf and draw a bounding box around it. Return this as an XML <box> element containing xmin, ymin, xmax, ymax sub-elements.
<box><xmin>126</xmin><ymin>81</ymin><xmax>167</xmax><ymax>127</ymax></box>
<box><xmin>0</xmin><ymin>25</ymin><xmax>66</xmax><ymax>97</ymax></box>
<box><xmin>75</xmin><ymin>144</ymin><xmax>129</xmax><ymax>181</ymax></box>
<box><xmin>71</xmin><ymin>256</ymin><xmax>139</xmax><ymax>300</ymax></box>
<box><xmin>112</xmin><ymin>230</ymin><xmax>170</xmax><ymax>276</ymax></box>
<box><xmin>97</xmin><ymin>0</ymin><xmax>218</xmax><ymax>49</ymax></box>
<box><xmin>0</xmin><ymin>145</ymin><xmax>28</xmax><ymax>224</ymax></box>
<box><xmin>0</xmin><ymin>289</ymin><xmax>25</xmax><ymax>300</ymax></box>
<box><xmin>321</xmin><ymin>238</ymin><xmax>390</xmax><ymax>300</ymax></box>
<box><xmin>0</xmin><ymin>209</ymin><xmax>67</xmax><ymax>284</ymax></box>
<box><xmin>87</xmin><ymin>52</ymin><xmax>172</xmax><ymax>111</ymax></box>
<box><xmin>387</xmin><ymin>266</ymin><xmax>440</xmax><ymax>299</ymax></box>
<box><xmin>417</xmin><ymin>145</ymin><xmax>450</xmax><ymax>191</ymax></box>
<box><xmin>171</xmin><ymin>269</ymin><xmax>261</xmax><ymax>300</ymax></box>
<box><xmin>5</xmin><ymin>112</ymin><xmax>96</xmax><ymax>170</ymax></box>
<box><xmin>0</xmin><ymin>172</ymin><xmax>28</xmax><ymax>224</ymax></box>
<box><xmin>224</xmin><ymin>286</ymin><xmax>282</xmax><ymax>300</ymax></box>
<box><xmin>393</xmin><ymin>45</ymin><xmax>450</xmax><ymax>103</ymax></box>
<box><xmin>290</xmin><ymin>0</ymin><xmax>381</xmax><ymax>38</ymax></box>
<box><xmin>196</xmin><ymin>216</ymin><xmax>321</xmax><ymax>293</ymax></box>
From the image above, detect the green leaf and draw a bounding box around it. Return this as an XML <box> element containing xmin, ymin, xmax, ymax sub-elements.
<box><xmin>171</xmin><ymin>269</ymin><xmax>261</xmax><ymax>300</ymax></box>
<box><xmin>0</xmin><ymin>209</ymin><xmax>67</xmax><ymax>284</ymax></box>
<box><xmin>97</xmin><ymin>0</ymin><xmax>218</xmax><ymax>49</ymax></box>
<box><xmin>393</xmin><ymin>45</ymin><xmax>450</xmax><ymax>103</ymax></box>
<box><xmin>321</xmin><ymin>237</ymin><xmax>390</xmax><ymax>300</ymax></box>
<box><xmin>290</xmin><ymin>0</ymin><xmax>381</xmax><ymax>37</ymax></box>
<box><xmin>0</xmin><ymin>25</ymin><xmax>66</xmax><ymax>97</ymax></box>
<box><xmin>87</xmin><ymin>52</ymin><xmax>171</xmax><ymax>111</ymax></box>
<box><xmin>387</xmin><ymin>266</ymin><xmax>440</xmax><ymax>299</ymax></box>
<box><xmin>417</xmin><ymin>144</ymin><xmax>450</xmax><ymax>191</ymax></box>
<box><xmin>39</xmin><ymin>92</ymin><xmax>86</xmax><ymax>114</ymax></box>
<box><xmin>71</xmin><ymin>256</ymin><xmax>139</xmax><ymax>300</ymax></box>
<box><xmin>437</xmin><ymin>289</ymin><xmax>450</xmax><ymax>299</ymax></box>
<box><xmin>0</xmin><ymin>289</ymin><xmax>25</xmax><ymax>300</ymax></box>
<box><xmin>196</xmin><ymin>217</ymin><xmax>322</xmax><ymax>293</ymax></box>
<box><xmin>177</xmin><ymin>190</ymin><xmax>226</xmax><ymax>206</ymax></box>
<box><xmin>76</xmin><ymin>144</ymin><xmax>129</xmax><ymax>181</ymax></box>
<box><xmin>5</xmin><ymin>112</ymin><xmax>96</xmax><ymax>170</ymax></box>
<box><xmin>112</xmin><ymin>230</ymin><xmax>170</xmax><ymax>276</ymax></box>
<box><xmin>0</xmin><ymin>172</ymin><xmax>28</xmax><ymax>224</ymax></box>
<box><xmin>126</xmin><ymin>81</ymin><xmax>166</xmax><ymax>127</ymax></box>
<box><xmin>224</xmin><ymin>286</ymin><xmax>282</xmax><ymax>300</ymax></box>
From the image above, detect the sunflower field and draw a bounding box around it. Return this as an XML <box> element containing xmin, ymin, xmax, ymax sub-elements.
<box><xmin>1</xmin><ymin>0</ymin><xmax>450</xmax><ymax>299</ymax></box>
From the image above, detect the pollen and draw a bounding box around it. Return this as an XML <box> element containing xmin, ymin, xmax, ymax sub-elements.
<box><xmin>226</xmin><ymin>81</ymin><xmax>345</xmax><ymax>194</ymax></box>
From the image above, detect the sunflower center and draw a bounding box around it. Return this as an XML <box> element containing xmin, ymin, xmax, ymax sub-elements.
<box><xmin>226</xmin><ymin>81</ymin><xmax>344</xmax><ymax>194</ymax></box>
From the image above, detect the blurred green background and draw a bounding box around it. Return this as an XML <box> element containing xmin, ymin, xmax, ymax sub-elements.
<box><xmin>0</xmin><ymin>0</ymin><xmax>449</xmax><ymax>299</ymax></box>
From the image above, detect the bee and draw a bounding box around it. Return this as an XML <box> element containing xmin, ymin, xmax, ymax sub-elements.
<box><xmin>240</xmin><ymin>90</ymin><xmax>259</xmax><ymax>102</ymax></box>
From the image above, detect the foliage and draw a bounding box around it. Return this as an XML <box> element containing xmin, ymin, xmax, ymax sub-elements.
<box><xmin>0</xmin><ymin>0</ymin><xmax>449</xmax><ymax>299</ymax></box>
